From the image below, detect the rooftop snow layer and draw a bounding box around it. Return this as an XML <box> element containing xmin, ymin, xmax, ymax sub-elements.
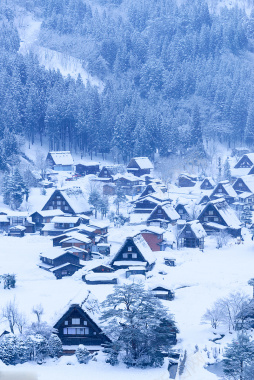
<box><xmin>49</xmin><ymin>151</ymin><xmax>74</xmax><ymax>166</ymax></box>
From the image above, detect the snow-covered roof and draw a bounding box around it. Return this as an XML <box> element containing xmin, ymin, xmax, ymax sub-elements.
<box><xmin>127</xmin><ymin>265</ymin><xmax>146</xmax><ymax>270</ymax></box>
<box><xmin>129</xmin><ymin>157</ymin><xmax>153</xmax><ymax>170</ymax></box>
<box><xmin>89</xmin><ymin>221</ymin><xmax>110</xmax><ymax>229</ymax></box>
<box><xmin>48</xmin><ymin>151</ymin><xmax>74</xmax><ymax>166</ymax></box>
<box><xmin>238</xmin><ymin>192</ymin><xmax>254</xmax><ymax>200</ymax></box>
<box><xmin>161</xmin><ymin>202</ymin><xmax>180</xmax><ymax>220</ymax></box>
<box><xmin>30</xmin><ymin>210</ymin><xmax>65</xmax><ymax>217</ymax></box>
<box><xmin>208</xmin><ymin>199</ymin><xmax>241</xmax><ymax>229</ymax></box>
<box><xmin>40</xmin><ymin>247</ymin><xmax>67</xmax><ymax>260</ymax></box>
<box><xmin>132</xmin><ymin>234</ymin><xmax>155</xmax><ymax>264</ymax></box>
<box><xmin>218</xmin><ymin>181</ymin><xmax>237</xmax><ymax>198</ymax></box>
<box><xmin>7</xmin><ymin>212</ymin><xmax>29</xmax><ymax>217</ymax></box>
<box><xmin>113</xmin><ymin>261</ymin><xmax>148</xmax><ymax>267</ymax></box>
<box><xmin>60</xmin><ymin>232</ymin><xmax>91</xmax><ymax>244</ymax></box>
<box><xmin>236</xmin><ymin>175</ymin><xmax>254</xmax><ymax>193</ymax></box>
<box><xmin>141</xmin><ymin>226</ymin><xmax>165</xmax><ymax>235</ymax></box>
<box><xmin>200</xmin><ymin>177</ymin><xmax>215</xmax><ymax>187</ymax></box>
<box><xmin>10</xmin><ymin>225</ymin><xmax>26</xmax><ymax>231</ymax></box>
<box><xmin>51</xmin><ymin>216</ymin><xmax>80</xmax><ymax>224</ymax></box>
<box><xmin>0</xmin><ymin>215</ymin><xmax>8</xmax><ymax>222</ymax></box>
<box><xmin>41</xmin><ymin>223</ymin><xmax>55</xmax><ymax>231</ymax></box>
<box><xmin>60</xmin><ymin>188</ymin><xmax>90</xmax><ymax>214</ymax></box>
<box><xmin>50</xmin><ymin>263</ymin><xmax>82</xmax><ymax>272</ymax></box>
<box><xmin>85</xmin><ymin>273</ymin><xmax>117</xmax><ymax>281</ymax></box>
<box><xmin>188</xmin><ymin>220</ymin><xmax>207</xmax><ymax>239</ymax></box>
<box><xmin>205</xmin><ymin>222</ymin><xmax>227</xmax><ymax>230</ymax></box>
<box><xmin>163</xmin><ymin>230</ymin><xmax>176</xmax><ymax>244</ymax></box>
<box><xmin>113</xmin><ymin>173</ymin><xmax>141</xmax><ymax>182</ymax></box>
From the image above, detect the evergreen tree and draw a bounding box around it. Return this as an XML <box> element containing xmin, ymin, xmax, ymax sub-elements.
<box><xmin>33</xmin><ymin>334</ymin><xmax>49</xmax><ymax>363</ymax></box>
<box><xmin>241</xmin><ymin>206</ymin><xmax>252</xmax><ymax>227</ymax></box>
<box><xmin>223</xmin><ymin>334</ymin><xmax>254</xmax><ymax>380</ymax></box>
<box><xmin>100</xmin><ymin>283</ymin><xmax>178</xmax><ymax>368</ymax></box>
<box><xmin>223</xmin><ymin>158</ymin><xmax>232</xmax><ymax>182</ymax></box>
<box><xmin>190</xmin><ymin>104</ymin><xmax>203</xmax><ymax>149</ymax></box>
<box><xmin>0</xmin><ymin>334</ymin><xmax>18</xmax><ymax>365</ymax></box>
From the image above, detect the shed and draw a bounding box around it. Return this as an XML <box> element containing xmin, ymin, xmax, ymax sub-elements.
<box><xmin>8</xmin><ymin>225</ymin><xmax>26</xmax><ymax>237</ymax></box>
<box><xmin>46</xmin><ymin>151</ymin><xmax>74</xmax><ymax>171</ymax></box>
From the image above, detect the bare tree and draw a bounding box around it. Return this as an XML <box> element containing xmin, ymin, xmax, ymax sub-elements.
<box><xmin>2</xmin><ymin>300</ymin><xmax>19</xmax><ymax>333</ymax></box>
<box><xmin>248</xmin><ymin>278</ymin><xmax>254</xmax><ymax>299</ymax></box>
<box><xmin>16</xmin><ymin>312</ymin><xmax>27</xmax><ymax>334</ymax></box>
<box><xmin>32</xmin><ymin>304</ymin><xmax>44</xmax><ymax>324</ymax></box>
<box><xmin>215</xmin><ymin>231</ymin><xmax>230</xmax><ymax>249</ymax></box>
<box><xmin>202</xmin><ymin>302</ymin><xmax>224</xmax><ymax>329</ymax></box>
<box><xmin>203</xmin><ymin>292</ymin><xmax>250</xmax><ymax>333</ymax></box>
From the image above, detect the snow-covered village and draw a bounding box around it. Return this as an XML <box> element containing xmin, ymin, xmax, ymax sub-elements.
<box><xmin>2</xmin><ymin>0</ymin><xmax>254</xmax><ymax>379</ymax></box>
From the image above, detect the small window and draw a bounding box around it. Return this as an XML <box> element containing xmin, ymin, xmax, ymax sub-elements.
<box><xmin>64</xmin><ymin>206</ymin><xmax>69</xmax><ymax>210</ymax></box>
<box><xmin>214</xmin><ymin>217</ymin><xmax>219</xmax><ymax>222</ymax></box>
<box><xmin>208</xmin><ymin>211</ymin><xmax>213</xmax><ymax>215</ymax></box>
<box><xmin>204</xmin><ymin>217</ymin><xmax>208</xmax><ymax>221</ymax></box>
<box><xmin>218</xmin><ymin>188</ymin><xmax>222</xmax><ymax>193</ymax></box>
<box><xmin>83</xmin><ymin>321</ymin><xmax>87</xmax><ymax>326</ymax></box>
<box><xmin>69</xmin><ymin>223</ymin><xmax>74</xmax><ymax>227</ymax></box>
<box><xmin>57</xmin><ymin>201</ymin><xmax>61</xmax><ymax>206</ymax></box>
<box><xmin>178</xmin><ymin>209</ymin><xmax>183</xmax><ymax>214</ymax></box>
<box><xmin>93</xmin><ymin>332</ymin><xmax>97</xmax><ymax>335</ymax></box>
<box><xmin>128</xmin><ymin>246</ymin><xmax>132</xmax><ymax>252</ymax></box>
<box><xmin>72</xmin><ymin>318</ymin><xmax>80</xmax><ymax>325</ymax></box>
<box><xmin>132</xmin><ymin>253</ymin><xmax>137</xmax><ymax>259</ymax></box>
<box><xmin>123</xmin><ymin>253</ymin><xmax>128</xmax><ymax>259</ymax></box>
<box><xmin>64</xmin><ymin>321</ymin><xmax>68</xmax><ymax>325</ymax></box>
<box><xmin>158</xmin><ymin>209</ymin><xmax>162</xmax><ymax>214</ymax></box>
<box><xmin>239</xmin><ymin>182</ymin><xmax>243</xmax><ymax>187</ymax></box>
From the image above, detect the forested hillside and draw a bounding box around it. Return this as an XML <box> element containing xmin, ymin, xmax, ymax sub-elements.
<box><xmin>1</xmin><ymin>0</ymin><xmax>254</xmax><ymax>167</ymax></box>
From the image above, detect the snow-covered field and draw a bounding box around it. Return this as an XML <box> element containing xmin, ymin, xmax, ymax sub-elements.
<box><xmin>0</xmin><ymin>225</ymin><xmax>253</xmax><ymax>379</ymax></box>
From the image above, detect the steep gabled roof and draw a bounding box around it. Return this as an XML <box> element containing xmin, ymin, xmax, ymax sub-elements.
<box><xmin>234</xmin><ymin>175</ymin><xmax>254</xmax><ymax>193</ymax></box>
<box><xmin>48</xmin><ymin>151</ymin><xmax>74</xmax><ymax>166</ymax></box>
<box><xmin>127</xmin><ymin>157</ymin><xmax>153</xmax><ymax>170</ymax></box>
<box><xmin>212</xmin><ymin>181</ymin><xmax>237</xmax><ymax>198</ymax></box>
<box><xmin>199</xmin><ymin>198</ymin><xmax>241</xmax><ymax>229</ymax></box>
<box><xmin>42</xmin><ymin>188</ymin><xmax>90</xmax><ymax>214</ymax></box>
<box><xmin>235</xmin><ymin>153</ymin><xmax>254</xmax><ymax>168</ymax></box>
<box><xmin>148</xmin><ymin>202</ymin><xmax>180</xmax><ymax>222</ymax></box>
<box><xmin>111</xmin><ymin>234</ymin><xmax>155</xmax><ymax>265</ymax></box>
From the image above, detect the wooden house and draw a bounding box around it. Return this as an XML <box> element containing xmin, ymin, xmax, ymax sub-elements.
<box><xmin>42</xmin><ymin>188</ymin><xmax>90</xmax><ymax>215</ymax></box>
<box><xmin>24</xmin><ymin>220</ymin><xmax>36</xmax><ymax>233</ymax></box>
<box><xmin>75</xmin><ymin>163</ymin><xmax>99</xmax><ymax>176</ymax></box>
<box><xmin>237</xmin><ymin>192</ymin><xmax>254</xmax><ymax>211</ymax></box>
<box><xmin>210</xmin><ymin>181</ymin><xmax>237</xmax><ymax>204</ymax></box>
<box><xmin>94</xmin><ymin>243</ymin><xmax>111</xmax><ymax>256</ymax></box>
<box><xmin>126</xmin><ymin>265</ymin><xmax>146</xmax><ymax>278</ymax></box>
<box><xmin>40</xmin><ymin>249</ymin><xmax>82</xmax><ymax>269</ymax></box>
<box><xmin>30</xmin><ymin>210</ymin><xmax>65</xmax><ymax>229</ymax></box>
<box><xmin>140</xmin><ymin>226</ymin><xmax>165</xmax><ymax>251</ymax></box>
<box><xmin>147</xmin><ymin>202</ymin><xmax>180</xmax><ymax>227</ymax></box>
<box><xmin>8</xmin><ymin>225</ymin><xmax>26</xmax><ymax>237</ymax></box>
<box><xmin>7</xmin><ymin>212</ymin><xmax>29</xmax><ymax>227</ymax></box>
<box><xmin>46</xmin><ymin>151</ymin><xmax>74</xmax><ymax>171</ymax></box>
<box><xmin>175</xmin><ymin>202</ymin><xmax>193</xmax><ymax>221</ymax></box>
<box><xmin>177</xmin><ymin>221</ymin><xmax>206</xmax><ymax>249</ymax></box>
<box><xmin>83</xmin><ymin>272</ymin><xmax>118</xmax><ymax>285</ymax></box>
<box><xmin>60</xmin><ymin>233</ymin><xmax>93</xmax><ymax>252</ymax></box>
<box><xmin>54</xmin><ymin>304</ymin><xmax>110</xmax><ymax>347</ymax></box>
<box><xmin>113</xmin><ymin>173</ymin><xmax>144</xmax><ymax>196</ymax></box>
<box><xmin>140</xmin><ymin>183</ymin><xmax>167</xmax><ymax>198</ymax></box>
<box><xmin>63</xmin><ymin>247</ymin><xmax>88</xmax><ymax>261</ymax></box>
<box><xmin>127</xmin><ymin>157</ymin><xmax>153</xmax><ymax>177</ymax></box>
<box><xmin>97</xmin><ymin>165</ymin><xmax>125</xmax><ymax>182</ymax></box>
<box><xmin>200</xmin><ymin>177</ymin><xmax>215</xmax><ymax>190</ymax></box>
<box><xmin>111</xmin><ymin>234</ymin><xmax>155</xmax><ymax>269</ymax></box>
<box><xmin>233</xmin><ymin>175</ymin><xmax>254</xmax><ymax>194</ymax></box>
<box><xmin>178</xmin><ymin>173</ymin><xmax>197</xmax><ymax>187</ymax></box>
<box><xmin>197</xmin><ymin>198</ymin><xmax>241</xmax><ymax>237</ymax></box>
<box><xmin>234</xmin><ymin>153</ymin><xmax>254</xmax><ymax>168</ymax></box>
<box><xmin>50</xmin><ymin>263</ymin><xmax>83</xmax><ymax>279</ymax></box>
<box><xmin>88</xmin><ymin>221</ymin><xmax>109</xmax><ymax>243</ymax></box>
<box><xmin>151</xmin><ymin>286</ymin><xmax>175</xmax><ymax>301</ymax></box>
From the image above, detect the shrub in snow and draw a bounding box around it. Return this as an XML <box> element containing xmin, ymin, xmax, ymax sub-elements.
<box><xmin>33</xmin><ymin>334</ymin><xmax>49</xmax><ymax>363</ymax></box>
<box><xmin>0</xmin><ymin>274</ymin><xmax>16</xmax><ymax>289</ymax></box>
<box><xmin>0</xmin><ymin>334</ymin><xmax>18</xmax><ymax>365</ymax></box>
<box><xmin>48</xmin><ymin>334</ymin><xmax>62</xmax><ymax>358</ymax></box>
<box><xmin>76</xmin><ymin>345</ymin><xmax>92</xmax><ymax>364</ymax></box>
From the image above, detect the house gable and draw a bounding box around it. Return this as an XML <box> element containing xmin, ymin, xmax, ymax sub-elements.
<box><xmin>233</xmin><ymin>178</ymin><xmax>252</xmax><ymax>194</ymax></box>
<box><xmin>112</xmin><ymin>237</ymin><xmax>147</xmax><ymax>264</ymax></box>
<box><xmin>42</xmin><ymin>190</ymin><xmax>74</xmax><ymax>214</ymax></box>
<box><xmin>175</xmin><ymin>204</ymin><xmax>189</xmax><ymax>220</ymax></box>
<box><xmin>200</xmin><ymin>178</ymin><xmax>215</xmax><ymax>190</ymax></box>
<box><xmin>54</xmin><ymin>304</ymin><xmax>110</xmax><ymax>346</ymax></box>
<box><xmin>235</xmin><ymin>154</ymin><xmax>254</xmax><ymax>168</ymax></box>
<box><xmin>198</xmin><ymin>203</ymin><xmax>226</xmax><ymax>226</ymax></box>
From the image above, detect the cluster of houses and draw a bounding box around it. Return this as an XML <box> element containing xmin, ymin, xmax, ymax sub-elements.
<box><xmin>2</xmin><ymin>151</ymin><xmax>254</xmax><ymax>354</ymax></box>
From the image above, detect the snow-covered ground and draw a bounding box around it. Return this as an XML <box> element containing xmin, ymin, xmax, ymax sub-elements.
<box><xmin>15</xmin><ymin>8</ymin><xmax>103</xmax><ymax>91</ymax></box>
<box><xmin>0</xmin><ymin>225</ymin><xmax>253</xmax><ymax>379</ymax></box>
